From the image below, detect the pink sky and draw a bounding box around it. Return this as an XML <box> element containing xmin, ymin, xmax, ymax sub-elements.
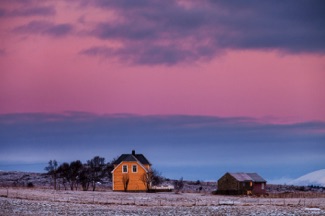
<box><xmin>1</xmin><ymin>0</ymin><xmax>324</xmax><ymax>123</ymax></box>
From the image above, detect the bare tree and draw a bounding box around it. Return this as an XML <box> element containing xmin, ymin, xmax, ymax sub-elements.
<box><xmin>79</xmin><ymin>166</ymin><xmax>91</xmax><ymax>191</ymax></box>
<box><xmin>69</xmin><ymin>160</ymin><xmax>83</xmax><ymax>190</ymax></box>
<box><xmin>45</xmin><ymin>160</ymin><xmax>58</xmax><ymax>190</ymax></box>
<box><xmin>141</xmin><ymin>169</ymin><xmax>163</xmax><ymax>191</ymax></box>
<box><xmin>57</xmin><ymin>160</ymin><xmax>83</xmax><ymax>190</ymax></box>
<box><xmin>57</xmin><ymin>162</ymin><xmax>70</xmax><ymax>190</ymax></box>
<box><xmin>141</xmin><ymin>172</ymin><xmax>152</xmax><ymax>191</ymax></box>
<box><xmin>122</xmin><ymin>174</ymin><xmax>130</xmax><ymax>192</ymax></box>
<box><xmin>151</xmin><ymin>169</ymin><xmax>163</xmax><ymax>186</ymax></box>
<box><xmin>87</xmin><ymin>156</ymin><xmax>106</xmax><ymax>191</ymax></box>
<box><xmin>173</xmin><ymin>177</ymin><xmax>184</xmax><ymax>193</ymax></box>
<box><xmin>104</xmin><ymin>163</ymin><xmax>114</xmax><ymax>181</ymax></box>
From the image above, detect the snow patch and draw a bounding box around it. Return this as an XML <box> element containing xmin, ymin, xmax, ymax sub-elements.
<box><xmin>219</xmin><ymin>200</ymin><xmax>241</xmax><ymax>205</ymax></box>
<box><xmin>289</xmin><ymin>169</ymin><xmax>325</xmax><ymax>187</ymax></box>
<box><xmin>304</xmin><ymin>208</ymin><xmax>321</xmax><ymax>211</ymax></box>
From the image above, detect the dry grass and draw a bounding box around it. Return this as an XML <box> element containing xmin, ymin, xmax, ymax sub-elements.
<box><xmin>267</xmin><ymin>191</ymin><xmax>325</xmax><ymax>198</ymax></box>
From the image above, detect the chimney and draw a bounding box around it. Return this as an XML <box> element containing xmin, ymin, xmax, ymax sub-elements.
<box><xmin>132</xmin><ymin>150</ymin><xmax>135</xmax><ymax>156</ymax></box>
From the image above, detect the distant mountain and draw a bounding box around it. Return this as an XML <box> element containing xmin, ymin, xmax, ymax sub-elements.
<box><xmin>289</xmin><ymin>169</ymin><xmax>325</xmax><ymax>187</ymax></box>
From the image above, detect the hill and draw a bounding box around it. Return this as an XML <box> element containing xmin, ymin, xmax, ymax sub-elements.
<box><xmin>289</xmin><ymin>169</ymin><xmax>325</xmax><ymax>187</ymax></box>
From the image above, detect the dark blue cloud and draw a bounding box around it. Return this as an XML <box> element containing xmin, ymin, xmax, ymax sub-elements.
<box><xmin>80</xmin><ymin>0</ymin><xmax>325</xmax><ymax>65</ymax></box>
<box><xmin>4</xmin><ymin>0</ymin><xmax>324</xmax><ymax>65</ymax></box>
<box><xmin>0</xmin><ymin>9</ymin><xmax>5</xmax><ymax>17</ymax></box>
<box><xmin>0</xmin><ymin>3</ymin><xmax>55</xmax><ymax>18</ymax></box>
<box><xmin>9</xmin><ymin>6</ymin><xmax>56</xmax><ymax>17</ymax></box>
<box><xmin>1</xmin><ymin>112</ymin><xmax>324</xmax><ymax>180</ymax></box>
<box><xmin>2</xmin><ymin>0</ymin><xmax>35</xmax><ymax>4</ymax></box>
<box><xmin>13</xmin><ymin>20</ymin><xmax>73</xmax><ymax>37</ymax></box>
<box><xmin>80</xmin><ymin>44</ymin><xmax>215</xmax><ymax>65</ymax></box>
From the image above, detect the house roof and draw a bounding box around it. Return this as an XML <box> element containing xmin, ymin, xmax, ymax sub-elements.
<box><xmin>228</xmin><ymin>172</ymin><xmax>266</xmax><ymax>182</ymax></box>
<box><xmin>113</xmin><ymin>151</ymin><xmax>151</xmax><ymax>165</ymax></box>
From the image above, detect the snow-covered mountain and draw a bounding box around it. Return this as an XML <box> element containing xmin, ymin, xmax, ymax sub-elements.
<box><xmin>289</xmin><ymin>169</ymin><xmax>325</xmax><ymax>187</ymax></box>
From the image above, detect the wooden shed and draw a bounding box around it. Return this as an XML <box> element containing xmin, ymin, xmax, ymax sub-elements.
<box><xmin>111</xmin><ymin>150</ymin><xmax>151</xmax><ymax>192</ymax></box>
<box><xmin>217</xmin><ymin>172</ymin><xmax>267</xmax><ymax>195</ymax></box>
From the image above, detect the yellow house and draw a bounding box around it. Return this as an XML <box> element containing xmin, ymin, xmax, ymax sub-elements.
<box><xmin>111</xmin><ymin>150</ymin><xmax>151</xmax><ymax>191</ymax></box>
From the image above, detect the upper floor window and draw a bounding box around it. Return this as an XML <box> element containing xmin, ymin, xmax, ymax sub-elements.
<box><xmin>122</xmin><ymin>165</ymin><xmax>128</xmax><ymax>173</ymax></box>
<box><xmin>132</xmin><ymin>165</ymin><xmax>138</xmax><ymax>173</ymax></box>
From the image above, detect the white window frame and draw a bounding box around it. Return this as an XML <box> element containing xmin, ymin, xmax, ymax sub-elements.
<box><xmin>132</xmin><ymin>165</ymin><xmax>138</xmax><ymax>173</ymax></box>
<box><xmin>122</xmin><ymin>165</ymin><xmax>128</xmax><ymax>173</ymax></box>
<box><xmin>261</xmin><ymin>183</ymin><xmax>265</xmax><ymax>190</ymax></box>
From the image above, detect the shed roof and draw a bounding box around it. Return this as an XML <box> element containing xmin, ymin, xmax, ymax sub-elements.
<box><xmin>229</xmin><ymin>172</ymin><xmax>266</xmax><ymax>182</ymax></box>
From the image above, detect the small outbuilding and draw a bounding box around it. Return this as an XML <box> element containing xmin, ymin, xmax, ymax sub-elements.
<box><xmin>217</xmin><ymin>172</ymin><xmax>267</xmax><ymax>195</ymax></box>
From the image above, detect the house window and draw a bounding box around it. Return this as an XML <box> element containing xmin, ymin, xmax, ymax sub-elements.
<box><xmin>122</xmin><ymin>165</ymin><xmax>128</xmax><ymax>173</ymax></box>
<box><xmin>250</xmin><ymin>181</ymin><xmax>253</xmax><ymax>187</ymax></box>
<box><xmin>262</xmin><ymin>183</ymin><xmax>265</xmax><ymax>190</ymax></box>
<box><xmin>132</xmin><ymin>165</ymin><xmax>137</xmax><ymax>173</ymax></box>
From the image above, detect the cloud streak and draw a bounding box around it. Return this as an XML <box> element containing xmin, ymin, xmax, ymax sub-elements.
<box><xmin>13</xmin><ymin>20</ymin><xmax>73</xmax><ymax>37</ymax></box>
<box><xmin>9</xmin><ymin>6</ymin><xmax>55</xmax><ymax>17</ymax></box>
<box><xmin>0</xmin><ymin>2</ymin><xmax>55</xmax><ymax>18</ymax></box>
<box><xmin>1</xmin><ymin>112</ymin><xmax>324</xmax><ymax>179</ymax></box>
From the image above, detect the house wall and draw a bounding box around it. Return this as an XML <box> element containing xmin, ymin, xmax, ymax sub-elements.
<box><xmin>112</xmin><ymin>161</ymin><xmax>149</xmax><ymax>191</ymax></box>
<box><xmin>252</xmin><ymin>182</ymin><xmax>266</xmax><ymax>194</ymax></box>
<box><xmin>218</xmin><ymin>173</ymin><xmax>241</xmax><ymax>194</ymax></box>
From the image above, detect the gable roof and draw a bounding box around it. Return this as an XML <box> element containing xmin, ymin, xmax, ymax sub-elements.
<box><xmin>111</xmin><ymin>156</ymin><xmax>150</xmax><ymax>174</ymax></box>
<box><xmin>228</xmin><ymin>172</ymin><xmax>266</xmax><ymax>182</ymax></box>
<box><xmin>121</xmin><ymin>154</ymin><xmax>138</xmax><ymax>162</ymax></box>
<box><xmin>113</xmin><ymin>151</ymin><xmax>151</xmax><ymax>166</ymax></box>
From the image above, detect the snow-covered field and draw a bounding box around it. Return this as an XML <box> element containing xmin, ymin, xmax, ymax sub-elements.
<box><xmin>1</xmin><ymin>187</ymin><xmax>325</xmax><ymax>215</ymax></box>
